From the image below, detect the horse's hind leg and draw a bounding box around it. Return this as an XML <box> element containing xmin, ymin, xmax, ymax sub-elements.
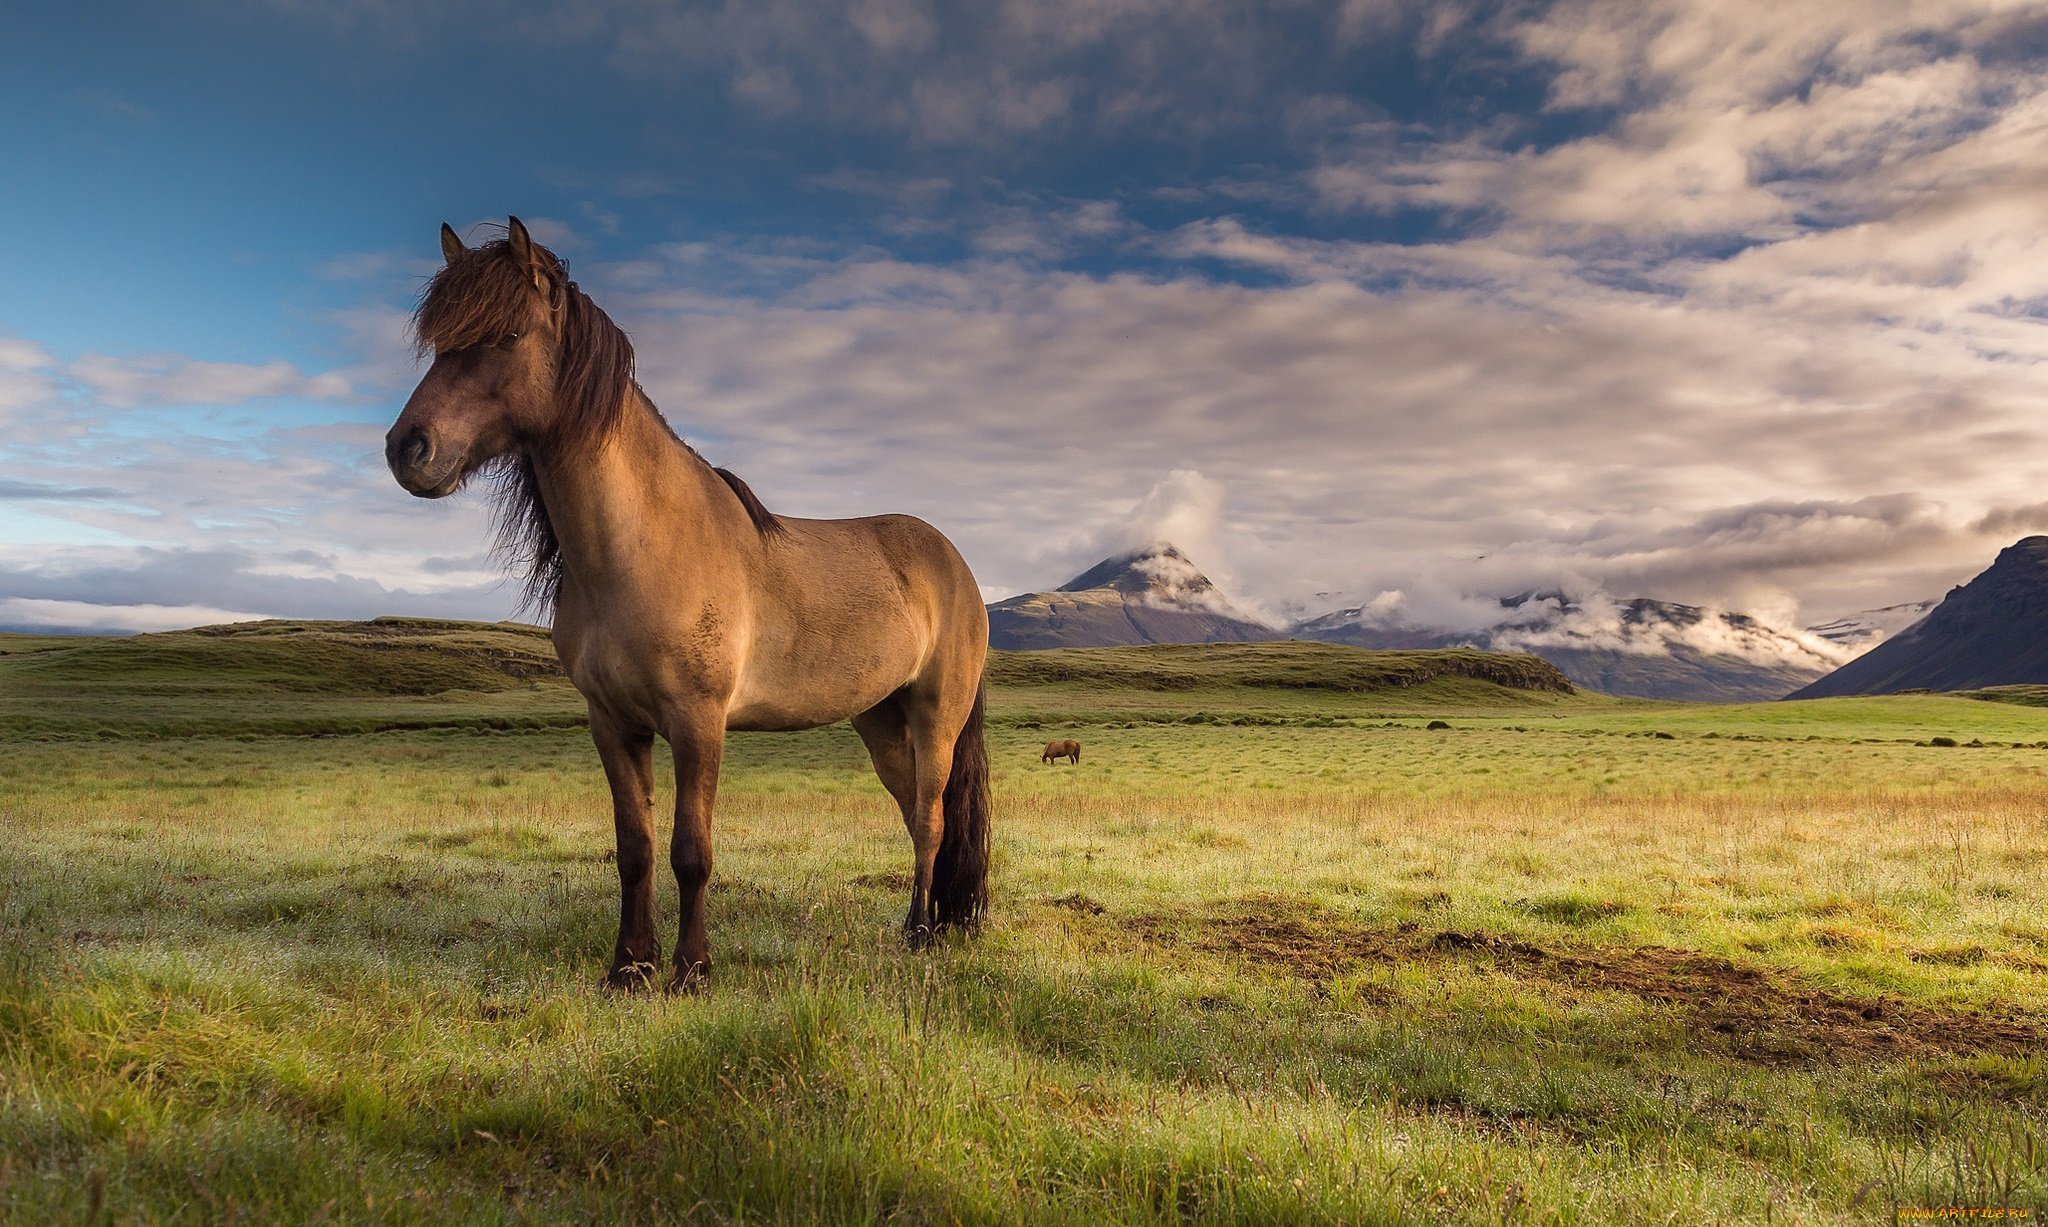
<box><xmin>851</xmin><ymin>696</ymin><xmax>933</xmax><ymax>942</ymax></box>
<box><xmin>591</xmin><ymin>707</ymin><xmax>661</xmax><ymax>989</ymax></box>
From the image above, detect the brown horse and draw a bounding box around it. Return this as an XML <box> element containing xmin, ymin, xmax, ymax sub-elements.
<box><xmin>385</xmin><ymin>218</ymin><xmax>991</xmax><ymax>991</ymax></box>
<box><xmin>1041</xmin><ymin>740</ymin><xmax>1080</xmax><ymax>765</ymax></box>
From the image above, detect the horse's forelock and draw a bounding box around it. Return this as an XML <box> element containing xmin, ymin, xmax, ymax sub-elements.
<box><xmin>412</xmin><ymin>239</ymin><xmax>635</xmax><ymax>451</ymax></box>
<box><xmin>413</xmin><ymin>238</ymin><xmax>554</xmax><ymax>358</ymax></box>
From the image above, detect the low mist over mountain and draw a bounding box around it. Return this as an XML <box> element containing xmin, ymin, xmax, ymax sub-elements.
<box><xmin>986</xmin><ymin>547</ymin><xmax>1934</xmax><ymax>701</ymax></box>
<box><xmin>1791</xmin><ymin>537</ymin><xmax>2048</xmax><ymax>698</ymax></box>
<box><xmin>1294</xmin><ymin>594</ymin><xmax>1851</xmax><ymax>703</ymax></box>
<box><xmin>1804</xmin><ymin>601</ymin><xmax>1937</xmax><ymax>653</ymax></box>
<box><xmin>987</xmin><ymin>545</ymin><xmax>1278</xmax><ymax>650</ymax></box>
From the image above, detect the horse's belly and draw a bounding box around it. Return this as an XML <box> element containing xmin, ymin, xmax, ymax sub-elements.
<box><xmin>723</xmin><ymin>679</ymin><xmax>902</xmax><ymax>732</ymax></box>
<box><xmin>725</xmin><ymin>651</ymin><xmax>913</xmax><ymax>731</ymax></box>
<box><xmin>722</xmin><ymin>700</ymin><xmax>853</xmax><ymax>733</ymax></box>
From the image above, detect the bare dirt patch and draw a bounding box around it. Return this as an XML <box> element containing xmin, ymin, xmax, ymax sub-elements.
<box><xmin>1130</xmin><ymin>900</ymin><xmax>2048</xmax><ymax>1065</ymax></box>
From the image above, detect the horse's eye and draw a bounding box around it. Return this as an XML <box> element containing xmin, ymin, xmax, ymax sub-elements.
<box><xmin>496</xmin><ymin>332</ymin><xmax>522</xmax><ymax>349</ymax></box>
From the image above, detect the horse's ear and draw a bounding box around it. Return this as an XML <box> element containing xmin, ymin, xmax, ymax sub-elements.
<box><xmin>440</xmin><ymin>223</ymin><xmax>465</xmax><ymax>265</ymax></box>
<box><xmin>506</xmin><ymin>216</ymin><xmax>550</xmax><ymax>294</ymax></box>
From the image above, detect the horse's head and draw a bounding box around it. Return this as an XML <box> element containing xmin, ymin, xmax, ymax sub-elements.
<box><xmin>387</xmin><ymin>217</ymin><xmax>625</xmax><ymax>498</ymax></box>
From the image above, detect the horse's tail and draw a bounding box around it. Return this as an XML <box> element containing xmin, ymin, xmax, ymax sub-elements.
<box><xmin>930</xmin><ymin>675</ymin><xmax>991</xmax><ymax>930</ymax></box>
<box><xmin>1071</xmin><ymin>742</ymin><xmax>1080</xmax><ymax>764</ymax></box>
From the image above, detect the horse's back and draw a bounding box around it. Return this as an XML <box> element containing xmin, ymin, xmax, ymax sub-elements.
<box><xmin>726</xmin><ymin>512</ymin><xmax>985</xmax><ymax>729</ymax></box>
<box><xmin>772</xmin><ymin>513</ymin><xmax>984</xmax><ymax>636</ymax></box>
<box><xmin>813</xmin><ymin>512</ymin><xmax>975</xmax><ymax>585</ymax></box>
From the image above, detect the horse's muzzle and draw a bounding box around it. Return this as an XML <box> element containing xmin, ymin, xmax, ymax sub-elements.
<box><xmin>386</xmin><ymin>428</ymin><xmax>460</xmax><ymax>498</ymax></box>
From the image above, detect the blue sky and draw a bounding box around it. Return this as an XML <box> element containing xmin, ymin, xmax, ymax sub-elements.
<box><xmin>5</xmin><ymin>0</ymin><xmax>2048</xmax><ymax>646</ymax></box>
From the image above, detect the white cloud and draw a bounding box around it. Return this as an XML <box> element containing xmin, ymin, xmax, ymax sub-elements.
<box><xmin>0</xmin><ymin>597</ymin><xmax>270</xmax><ymax>634</ymax></box>
<box><xmin>67</xmin><ymin>353</ymin><xmax>355</xmax><ymax>408</ymax></box>
<box><xmin>1316</xmin><ymin>0</ymin><xmax>2048</xmax><ymax>267</ymax></box>
<box><xmin>0</xmin><ymin>337</ymin><xmax>60</xmax><ymax>419</ymax></box>
<box><xmin>1120</xmin><ymin>470</ymin><xmax>1225</xmax><ymax>558</ymax></box>
<box><xmin>1486</xmin><ymin>595</ymin><xmax>1854</xmax><ymax>671</ymax></box>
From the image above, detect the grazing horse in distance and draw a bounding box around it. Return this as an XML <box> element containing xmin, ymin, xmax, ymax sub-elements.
<box><xmin>1041</xmin><ymin>739</ymin><xmax>1081</xmax><ymax>765</ymax></box>
<box><xmin>385</xmin><ymin>217</ymin><xmax>991</xmax><ymax>992</ymax></box>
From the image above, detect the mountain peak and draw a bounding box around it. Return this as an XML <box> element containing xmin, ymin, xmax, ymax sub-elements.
<box><xmin>1056</xmin><ymin>542</ymin><xmax>1215</xmax><ymax>597</ymax></box>
<box><xmin>988</xmin><ymin>542</ymin><xmax>1276</xmax><ymax>650</ymax></box>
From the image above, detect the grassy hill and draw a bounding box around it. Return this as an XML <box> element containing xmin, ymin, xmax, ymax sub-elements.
<box><xmin>0</xmin><ymin>618</ymin><xmax>584</xmax><ymax>739</ymax></box>
<box><xmin>0</xmin><ymin>620</ymin><xmax>1600</xmax><ymax>740</ymax></box>
<box><xmin>988</xmin><ymin>640</ymin><xmax>1600</xmax><ymax>726</ymax></box>
<box><xmin>16</xmin><ymin>618</ymin><xmax>2048</xmax><ymax>752</ymax></box>
<box><xmin>988</xmin><ymin>640</ymin><xmax>1573</xmax><ymax>694</ymax></box>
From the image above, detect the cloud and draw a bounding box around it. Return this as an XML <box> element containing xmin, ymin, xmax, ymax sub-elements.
<box><xmin>67</xmin><ymin>353</ymin><xmax>355</xmax><ymax>408</ymax></box>
<box><xmin>13</xmin><ymin>204</ymin><xmax>2043</xmax><ymax>638</ymax></box>
<box><xmin>1483</xmin><ymin>594</ymin><xmax>1854</xmax><ymax>671</ymax></box>
<box><xmin>0</xmin><ymin>597</ymin><xmax>269</xmax><ymax>635</ymax></box>
<box><xmin>0</xmin><ymin>337</ymin><xmax>60</xmax><ymax>418</ymax></box>
<box><xmin>592</xmin><ymin>0</ymin><xmax>1482</xmax><ymax>151</ymax></box>
<box><xmin>0</xmin><ymin>545</ymin><xmax>515</xmax><ymax>630</ymax></box>
<box><xmin>1119</xmin><ymin>470</ymin><xmax>1224</xmax><ymax>557</ymax></box>
<box><xmin>1313</xmin><ymin>0</ymin><xmax>2048</xmax><ymax>267</ymax></box>
<box><xmin>73</xmin><ymin>89</ymin><xmax>157</xmax><ymax>124</ymax></box>
<box><xmin>0</xmin><ymin>480</ymin><xmax>123</xmax><ymax>501</ymax></box>
<box><xmin>1973</xmin><ymin>502</ymin><xmax>2048</xmax><ymax>538</ymax></box>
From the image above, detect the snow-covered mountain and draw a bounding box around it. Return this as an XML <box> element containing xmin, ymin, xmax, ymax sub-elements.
<box><xmin>986</xmin><ymin>547</ymin><xmax>1950</xmax><ymax>702</ymax></box>
<box><xmin>1294</xmin><ymin>592</ymin><xmax>1852</xmax><ymax>702</ymax></box>
<box><xmin>986</xmin><ymin>544</ymin><xmax>1278</xmax><ymax>650</ymax></box>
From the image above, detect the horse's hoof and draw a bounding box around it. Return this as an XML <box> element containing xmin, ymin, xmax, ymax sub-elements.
<box><xmin>667</xmin><ymin>964</ymin><xmax>711</xmax><ymax>995</ymax></box>
<box><xmin>604</xmin><ymin>960</ymin><xmax>659</xmax><ymax>992</ymax></box>
<box><xmin>902</xmin><ymin>923</ymin><xmax>935</xmax><ymax>951</ymax></box>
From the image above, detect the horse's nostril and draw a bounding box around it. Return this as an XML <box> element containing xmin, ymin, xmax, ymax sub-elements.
<box><xmin>401</xmin><ymin>432</ymin><xmax>433</xmax><ymax>470</ymax></box>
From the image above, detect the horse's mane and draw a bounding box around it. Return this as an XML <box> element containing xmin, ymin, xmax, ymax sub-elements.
<box><xmin>412</xmin><ymin>230</ymin><xmax>784</xmax><ymax>613</ymax></box>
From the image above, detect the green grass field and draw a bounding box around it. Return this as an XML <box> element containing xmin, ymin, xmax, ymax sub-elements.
<box><xmin>2</xmin><ymin>624</ymin><xmax>2045</xmax><ymax>1222</ymax></box>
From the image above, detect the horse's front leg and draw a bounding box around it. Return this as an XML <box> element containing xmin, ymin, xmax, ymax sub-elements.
<box><xmin>591</xmin><ymin>707</ymin><xmax>661</xmax><ymax>989</ymax></box>
<box><xmin>666</xmin><ymin>715</ymin><xmax>725</xmax><ymax>992</ymax></box>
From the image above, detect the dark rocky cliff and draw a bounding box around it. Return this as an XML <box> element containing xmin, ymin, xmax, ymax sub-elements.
<box><xmin>1789</xmin><ymin>537</ymin><xmax>2048</xmax><ymax>698</ymax></box>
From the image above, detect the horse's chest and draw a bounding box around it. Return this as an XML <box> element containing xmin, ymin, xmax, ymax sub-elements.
<box><xmin>553</xmin><ymin>615</ymin><xmax>731</xmax><ymax>723</ymax></box>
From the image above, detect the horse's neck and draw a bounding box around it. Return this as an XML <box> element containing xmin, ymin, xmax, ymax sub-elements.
<box><xmin>533</xmin><ymin>395</ymin><xmax>735</xmax><ymax>592</ymax></box>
